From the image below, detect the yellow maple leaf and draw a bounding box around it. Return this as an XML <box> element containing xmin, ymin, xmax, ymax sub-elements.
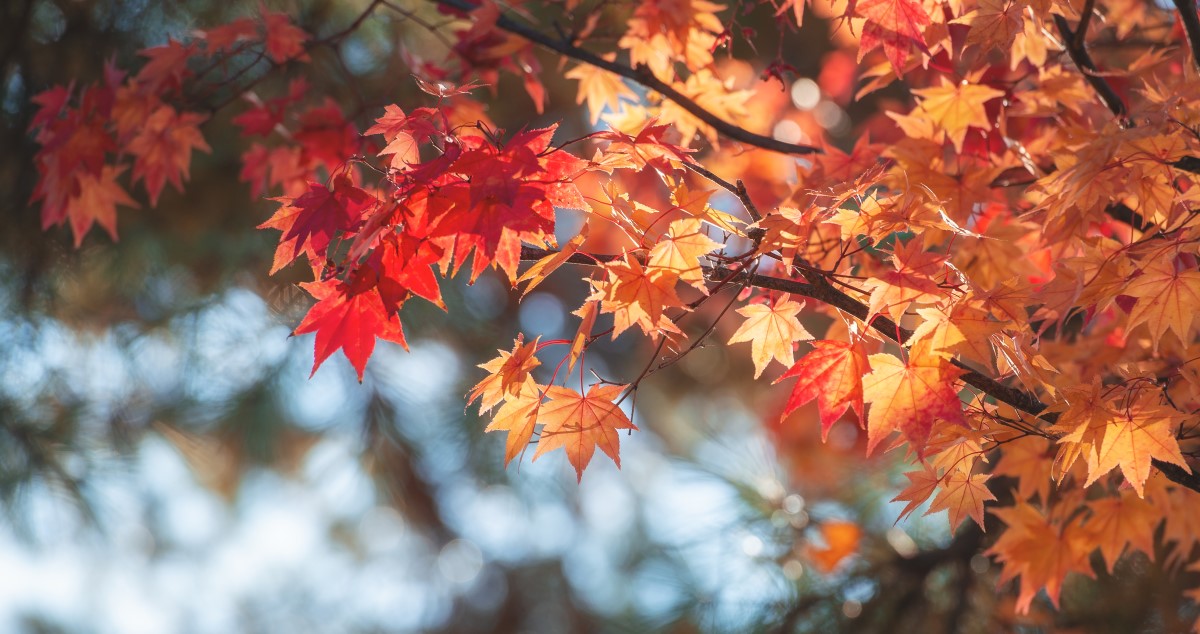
<box><xmin>909</xmin><ymin>77</ymin><xmax>1004</xmax><ymax>152</ymax></box>
<box><xmin>565</xmin><ymin>56</ymin><xmax>637</xmax><ymax>124</ymax></box>
<box><xmin>484</xmin><ymin>379</ymin><xmax>545</xmax><ymax>466</ymax></box>
<box><xmin>728</xmin><ymin>296</ymin><xmax>813</xmax><ymax>378</ymax></box>
<box><xmin>468</xmin><ymin>334</ymin><xmax>541</xmax><ymax>412</ymax></box>
<box><xmin>648</xmin><ymin>217</ymin><xmax>721</xmax><ymax>291</ymax></box>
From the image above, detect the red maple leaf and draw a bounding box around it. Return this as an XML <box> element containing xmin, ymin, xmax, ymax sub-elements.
<box><xmin>855</xmin><ymin>0</ymin><xmax>931</xmax><ymax>74</ymax></box>
<box><xmin>775</xmin><ymin>340</ymin><xmax>869</xmax><ymax>441</ymax></box>
<box><xmin>262</xmin><ymin>8</ymin><xmax>310</xmax><ymax>63</ymax></box>
<box><xmin>260</xmin><ymin>174</ymin><xmax>380</xmax><ymax>273</ymax></box>
<box><xmin>293</xmin><ymin>268</ymin><xmax>407</xmax><ymax>381</ymax></box>
<box><xmin>126</xmin><ymin>105</ymin><xmax>210</xmax><ymax>205</ymax></box>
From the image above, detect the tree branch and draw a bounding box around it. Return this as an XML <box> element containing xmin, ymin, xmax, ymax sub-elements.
<box><xmin>426</xmin><ymin>0</ymin><xmax>821</xmax><ymax>156</ymax></box>
<box><xmin>1174</xmin><ymin>0</ymin><xmax>1200</xmax><ymax>73</ymax></box>
<box><xmin>1053</xmin><ymin>14</ymin><xmax>1128</xmax><ymax>122</ymax></box>
<box><xmin>518</xmin><ymin>245</ymin><xmax>1200</xmax><ymax>493</ymax></box>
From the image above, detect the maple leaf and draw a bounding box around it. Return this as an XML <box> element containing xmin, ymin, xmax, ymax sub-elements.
<box><xmin>728</xmin><ymin>296</ymin><xmax>813</xmax><ymax>378</ymax></box>
<box><xmin>854</xmin><ymin>0</ymin><xmax>931</xmax><ymax>74</ymax></box>
<box><xmin>135</xmin><ymin>39</ymin><xmax>196</xmax><ymax>92</ymax></box>
<box><xmin>293</xmin><ymin>269</ymin><xmax>407</xmax><ymax>381</ymax></box>
<box><xmin>565</xmin><ymin>56</ymin><xmax>636</xmax><ymax>124</ymax></box>
<box><xmin>567</xmin><ymin>300</ymin><xmax>598</xmax><ymax>374</ymax></box>
<box><xmin>589</xmin><ymin>254</ymin><xmax>687</xmax><ymax>340</ymax></box>
<box><xmin>658</xmin><ymin>70</ymin><xmax>753</xmax><ymax>146</ymax></box>
<box><xmin>66</xmin><ymin>164</ymin><xmax>139</xmax><ymax>246</ymax></box>
<box><xmin>1123</xmin><ymin>257</ymin><xmax>1200</xmax><ymax>351</ymax></box>
<box><xmin>260</xmin><ymin>176</ymin><xmax>379</xmax><ymax>273</ymax></box>
<box><xmin>993</xmin><ymin>435</ymin><xmax>1054</xmax><ymax>502</ymax></box>
<box><xmin>910</xmin><ymin>78</ymin><xmax>1005</xmax><ymax>153</ymax></box>
<box><xmin>1085</xmin><ymin>393</ymin><xmax>1191</xmax><ymax>497</ymax></box>
<box><xmin>427</xmin><ymin>127</ymin><xmax>571</xmax><ymax>283</ymax></box>
<box><xmin>927</xmin><ymin>470</ymin><xmax>996</xmax><ymax>531</ymax></box>
<box><xmin>647</xmin><ymin>217</ymin><xmax>721</xmax><ymax>291</ymax></box>
<box><xmin>1084</xmin><ymin>490</ymin><xmax>1160</xmax><ymax>573</ymax></box>
<box><xmin>859</xmin><ymin>240</ymin><xmax>947</xmax><ymax>322</ymax></box>
<box><xmin>892</xmin><ymin>466</ymin><xmax>941</xmax><ymax>521</ymax></box>
<box><xmin>595</xmin><ymin>119</ymin><xmax>695</xmax><ymax>174</ymax></box>
<box><xmin>262</xmin><ymin>9</ymin><xmax>310</xmax><ymax>63</ymax></box>
<box><xmin>518</xmin><ymin>226</ymin><xmax>588</xmax><ymax>296</ymax></box>
<box><xmin>533</xmin><ymin>384</ymin><xmax>638</xmax><ymax>480</ymax></box>
<box><xmin>862</xmin><ymin>353</ymin><xmax>966</xmax><ymax>456</ymax></box>
<box><xmin>484</xmin><ymin>378</ymin><xmax>544</xmax><ymax>466</ymax></box>
<box><xmin>953</xmin><ymin>0</ymin><xmax>1024</xmax><ymax>57</ymax></box>
<box><xmin>805</xmin><ymin>521</ymin><xmax>862</xmax><ymax>573</ymax></box>
<box><xmin>126</xmin><ymin>105</ymin><xmax>210</xmax><ymax>206</ymax></box>
<box><xmin>775</xmin><ymin>340</ymin><xmax>869</xmax><ymax>440</ymax></box>
<box><xmin>197</xmin><ymin>17</ymin><xmax>259</xmax><ymax>53</ymax></box>
<box><xmin>988</xmin><ymin>502</ymin><xmax>1095</xmax><ymax>613</ymax></box>
<box><xmin>469</xmin><ymin>334</ymin><xmax>542</xmax><ymax>412</ymax></box>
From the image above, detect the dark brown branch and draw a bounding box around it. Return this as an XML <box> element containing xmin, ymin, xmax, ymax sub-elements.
<box><xmin>1174</xmin><ymin>0</ymin><xmax>1200</xmax><ymax>73</ymax></box>
<box><xmin>427</xmin><ymin>0</ymin><xmax>821</xmax><ymax>156</ymax></box>
<box><xmin>1053</xmin><ymin>14</ymin><xmax>1129</xmax><ymax>122</ymax></box>
<box><xmin>1074</xmin><ymin>0</ymin><xmax>1097</xmax><ymax>51</ymax></box>
<box><xmin>518</xmin><ymin>245</ymin><xmax>1200</xmax><ymax>493</ymax></box>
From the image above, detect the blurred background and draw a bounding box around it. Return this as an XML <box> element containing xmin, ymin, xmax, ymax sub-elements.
<box><xmin>0</xmin><ymin>1</ymin><xmax>1187</xmax><ymax>632</ymax></box>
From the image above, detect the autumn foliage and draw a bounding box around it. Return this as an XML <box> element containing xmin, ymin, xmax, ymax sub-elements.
<box><xmin>28</xmin><ymin>0</ymin><xmax>1200</xmax><ymax>625</ymax></box>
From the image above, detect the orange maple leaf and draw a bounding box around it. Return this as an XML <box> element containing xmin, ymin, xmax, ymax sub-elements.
<box><xmin>533</xmin><ymin>383</ymin><xmax>638</xmax><ymax>480</ymax></box>
<box><xmin>892</xmin><ymin>466</ymin><xmax>941</xmax><ymax>521</ymax></box>
<box><xmin>988</xmin><ymin>503</ymin><xmax>1095</xmax><ymax>613</ymax></box>
<box><xmin>647</xmin><ymin>217</ymin><xmax>721</xmax><ymax>291</ymax></box>
<box><xmin>1084</xmin><ymin>393</ymin><xmax>1191</xmax><ymax>497</ymax></box>
<box><xmin>588</xmin><ymin>254</ymin><xmax>686</xmax><ymax>340</ymax></box>
<box><xmin>1083</xmin><ymin>490</ymin><xmax>1160</xmax><ymax>573</ymax></box>
<box><xmin>927</xmin><ymin>470</ymin><xmax>996</xmax><ymax>531</ymax></box>
<box><xmin>66</xmin><ymin>164</ymin><xmax>139</xmax><ymax>247</ymax></box>
<box><xmin>1123</xmin><ymin>257</ymin><xmax>1200</xmax><ymax>351</ymax></box>
<box><xmin>774</xmin><ymin>339</ymin><xmax>869</xmax><ymax>440</ymax></box>
<box><xmin>728</xmin><ymin>296</ymin><xmax>813</xmax><ymax>378</ymax></box>
<box><xmin>468</xmin><ymin>334</ymin><xmax>542</xmax><ymax>413</ymax></box>
<box><xmin>805</xmin><ymin>520</ymin><xmax>862</xmax><ymax>573</ymax></box>
<box><xmin>860</xmin><ymin>240</ymin><xmax>948</xmax><ymax>323</ymax></box>
<box><xmin>862</xmin><ymin>353</ymin><xmax>966</xmax><ymax>456</ymax></box>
